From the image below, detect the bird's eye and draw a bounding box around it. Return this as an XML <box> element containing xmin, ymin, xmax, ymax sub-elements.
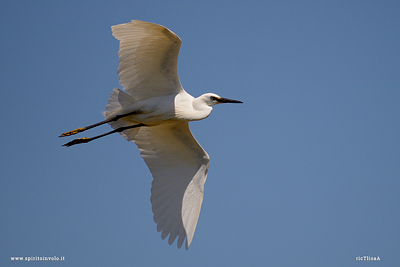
<box><xmin>210</xmin><ymin>96</ymin><xmax>218</xmax><ymax>101</ymax></box>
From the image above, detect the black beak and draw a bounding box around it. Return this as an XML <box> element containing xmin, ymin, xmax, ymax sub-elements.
<box><xmin>218</xmin><ymin>97</ymin><xmax>243</xmax><ymax>104</ymax></box>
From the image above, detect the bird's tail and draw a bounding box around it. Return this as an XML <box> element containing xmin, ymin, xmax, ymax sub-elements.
<box><xmin>104</xmin><ymin>88</ymin><xmax>140</xmax><ymax>141</ymax></box>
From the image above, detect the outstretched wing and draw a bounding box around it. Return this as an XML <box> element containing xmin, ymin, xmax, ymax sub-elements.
<box><xmin>132</xmin><ymin>122</ymin><xmax>209</xmax><ymax>249</ymax></box>
<box><xmin>112</xmin><ymin>20</ymin><xmax>183</xmax><ymax>100</ymax></box>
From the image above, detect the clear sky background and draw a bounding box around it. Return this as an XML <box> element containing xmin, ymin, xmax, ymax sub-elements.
<box><xmin>1</xmin><ymin>1</ymin><xmax>399</xmax><ymax>266</ymax></box>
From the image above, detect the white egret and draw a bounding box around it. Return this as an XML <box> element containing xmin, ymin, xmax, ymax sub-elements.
<box><xmin>60</xmin><ymin>20</ymin><xmax>242</xmax><ymax>249</ymax></box>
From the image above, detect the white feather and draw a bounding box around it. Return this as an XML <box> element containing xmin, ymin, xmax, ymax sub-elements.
<box><xmin>111</xmin><ymin>20</ymin><xmax>183</xmax><ymax>101</ymax></box>
<box><xmin>131</xmin><ymin>122</ymin><xmax>209</xmax><ymax>249</ymax></box>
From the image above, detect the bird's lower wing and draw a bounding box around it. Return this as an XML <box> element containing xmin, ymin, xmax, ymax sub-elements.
<box><xmin>132</xmin><ymin>122</ymin><xmax>209</xmax><ymax>249</ymax></box>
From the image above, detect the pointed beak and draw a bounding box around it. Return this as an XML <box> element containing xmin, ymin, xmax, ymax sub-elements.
<box><xmin>217</xmin><ymin>97</ymin><xmax>243</xmax><ymax>104</ymax></box>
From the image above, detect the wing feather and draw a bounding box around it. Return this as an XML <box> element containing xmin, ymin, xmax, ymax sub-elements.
<box><xmin>112</xmin><ymin>20</ymin><xmax>183</xmax><ymax>100</ymax></box>
<box><xmin>131</xmin><ymin>122</ymin><xmax>209</xmax><ymax>249</ymax></box>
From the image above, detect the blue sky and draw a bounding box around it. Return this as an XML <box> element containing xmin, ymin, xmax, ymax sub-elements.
<box><xmin>1</xmin><ymin>0</ymin><xmax>399</xmax><ymax>266</ymax></box>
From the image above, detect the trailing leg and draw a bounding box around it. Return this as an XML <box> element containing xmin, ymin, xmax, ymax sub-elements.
<box><xmin>59</xmin><ymin>110</ymin><xmax>141</xmax><ymax>137</ymax></box>
<box><xmin>62</xmin><ymin>123</ymin><xmax>146</xmax><ymax>147</ymax></box>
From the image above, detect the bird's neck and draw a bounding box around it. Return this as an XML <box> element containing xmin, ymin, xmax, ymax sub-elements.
<box><xmin>174</xmin><ymin>93</ymin><xmax>213</xmax><ymax>121</ymax></box>
<box><xmin>190</xmin><ymin>98</ymin><xmax>213</xmax><ymax>121</ymax></box>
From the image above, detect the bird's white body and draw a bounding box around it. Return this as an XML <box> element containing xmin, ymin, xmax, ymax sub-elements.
<box><xmin>105</xmin><ymin>89</ymin><xmax>214</xmax><ymax>125</ymax></box>
<box><xmin>62</xmin><ymin>20</ymin><xmax>241</xmax><ymax>250</ymax></box>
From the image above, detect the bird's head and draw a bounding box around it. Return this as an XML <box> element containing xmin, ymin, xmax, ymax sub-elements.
<box><xmin>199</xmin><ymin>93</ymin><xmax>243</xmax><ymax>106</ymax></box>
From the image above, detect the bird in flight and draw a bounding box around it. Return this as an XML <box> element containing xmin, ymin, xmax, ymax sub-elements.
<box><xmin>60</xmin><ymin>20</ymin><xmax>242</xmax><ymax>249</ymax></box>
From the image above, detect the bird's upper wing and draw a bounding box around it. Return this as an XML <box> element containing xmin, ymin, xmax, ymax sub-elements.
<box><xmin>132</xmin><ymin>122</ymin><xmax>209</xmax><ymax>249</ymax></box>
<box><xmin>112</xmin><ymin>20</ymin><xmax>183</xmax><ymax>100</ymax></box>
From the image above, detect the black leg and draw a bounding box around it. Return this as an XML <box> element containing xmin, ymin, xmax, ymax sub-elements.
<box><xmin>59</xmin><ymin>110</ymin><xmax>141</xmax><ymax>137</ymax></box>
<box><xmin>62</xmin><ymin>123</ymin><xmax>146</xmax><ymax>147</ymax></box>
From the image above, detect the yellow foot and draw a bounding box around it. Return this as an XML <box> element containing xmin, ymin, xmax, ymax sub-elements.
<box><xmin>59</xmin><ymin>127</ymin><xmax>85</xmax><ymax>137</ymax></box>
<box><xmin>63</xmin><ymin>138</ymin><xmax>91</xmax><ymax>147</ymax></box>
